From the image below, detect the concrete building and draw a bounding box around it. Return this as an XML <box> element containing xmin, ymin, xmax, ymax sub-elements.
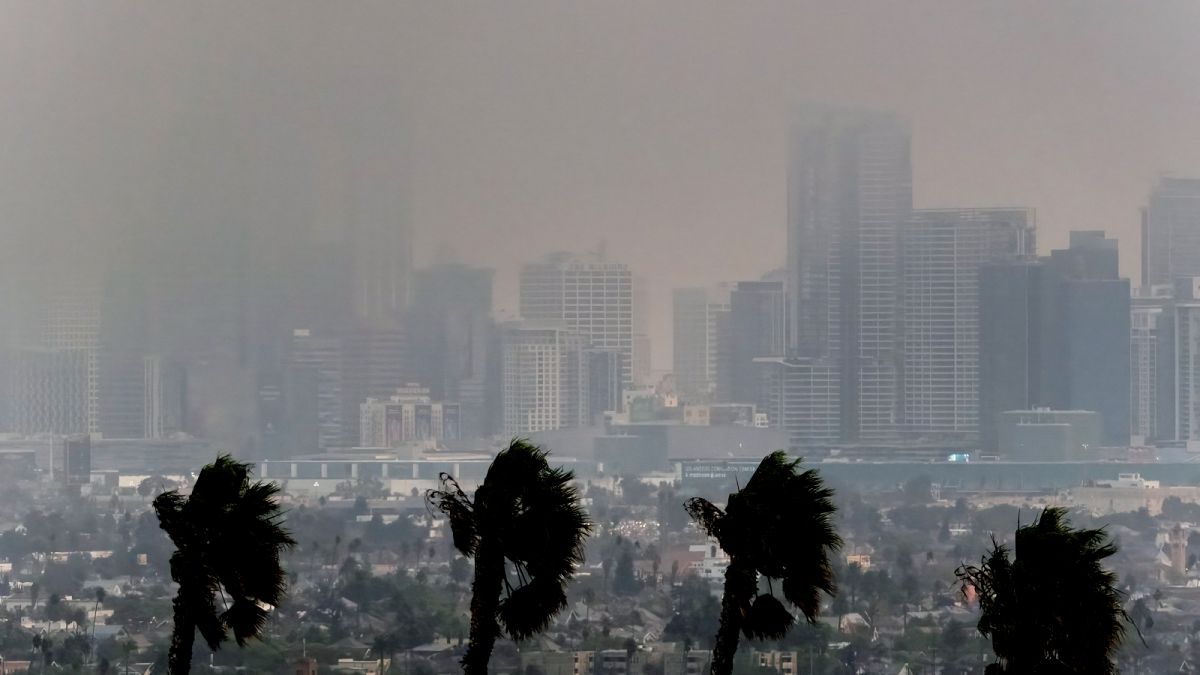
<box><xmin>756</xmin><ymin>357</ymin><xmax>841</xmax><ymax>448</ymax></box>
<box><xmin>50</xmin><ymin>434</ymin><xmax>91</xmax><ymax>487</ymax></box>
<box><xmin>1131</xmin><ymin>286</ymin><xmax>1175</xmax><ymax>444</ymax></box>
<box><xmin>902</xmin><ymin>208</ymin><xmax>1035</xmax><ymax>441</ymax></box>
<box><xmin>672</xmin><ymin>285</ymin><xmax>731</xmax><ymax>403</ymax></box>
<box><xmin>520</xmin><ymin>252</ymin><xmax>633</xmax><ymax>388</ymax></box>
<box><xmin>787</xmin><ymin>106</ymin><xmax>911</xmax><ymax>441</ymax></box>
<box><xmin>1144</xmin><ymin>177</ymin><xmax>1200</xmax><ymax>287</ymax></box>
<box><xmin>143</xmin><ymin>356</ymin><xmax>186</xmax><ymax>440</ymax></box>
<box><xmin>359</xmin><ymin>385</ymin><xmax>460</xmax><ymax>446</ymax></box>
<box><xmin>500</xmin><ymin>322</ymin><xmax>589</xmax><ymax>435</ymax></box>
<box><xmin>8</xmin><ymin>347</ymin><xmax>90</xmax><ymax>434</ymax></box>
<box><xmin>996</xmin><ymin>408</ymin><xmax>1102</xmax><ymax>460</ymax></box>
<box><xmin>1174</xmin><ymin>278</ymin><xmax>1200</xmax><ymax>444</ymax></box>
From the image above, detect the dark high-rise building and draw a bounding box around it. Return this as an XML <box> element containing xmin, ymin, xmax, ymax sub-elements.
<box><xmin>787</xmin><ymin>106</ymin><xmax>911</xmax><ymax>441</ymax></box>
<box><xmin>979</xmin><ymin>262</ymin><xmax>1047</xmax><ymax>451</ymax></box>
<box><xmin>727</xmin><ymin>280</ymin><xmax>786</xmax><ymax>406</ymax></box>
<box><xmin>586</xmin><ymin>348</ymin><xmax>623</xmax><ymax>424</ymax></box>
<box><xmin>979</xmin><ymin>231</ymin><xmax>1131</xmax><ymax>450</ymax></box>
<box><xmin>408</xmin><ymin>264</ymin><xmax>496</xmax><ymax>438</ymax></box>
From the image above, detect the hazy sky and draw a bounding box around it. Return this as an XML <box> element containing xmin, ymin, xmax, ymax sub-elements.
<box><xmin>3</xmin><ymin>2</ymin><xmax>1200</xmax><ymax>367</ymax></box>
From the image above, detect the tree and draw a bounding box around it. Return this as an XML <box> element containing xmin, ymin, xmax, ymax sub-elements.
<box><xmin>93</xmin><ymin>587</ymin><xmax>106</xmax><ymax>647</ymax></box>
<box><xmin>427</xmin><ymin>440</ymin><xmax>591</xmax><ymax>675</ymax></box>
<box><xmin>153</xmin><ymin>455</ymin><xmax>296</xmax><ymax>675</ymax></box>
<box><xmin>685</xmin><ymin>452</ymin><xmax>841</xmax><ymax>675</ymax></box>
<box><xmin>956</xmin><ymin>507</ymin><xmax>1129</xmax><ymax>674</ymax></box>
<box><xmin>613</xmin><ymin>547</ymin><xmax>642</xmax><ymax>596</ymax></box>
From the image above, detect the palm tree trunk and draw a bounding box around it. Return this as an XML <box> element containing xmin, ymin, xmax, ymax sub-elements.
<box><xmin>710</xmin><ymin>557</ymin><xmax>756</xmax><ymax>675</ymax></box>
<box><xmin>462</xmin><ymin>541</ymin><xmax>504</xmax><ymax>675</ymax></box>
<box><xmin>168</xmin><ymin>591</ymin><xmax>195</xmax><ymax>675</ymax></box>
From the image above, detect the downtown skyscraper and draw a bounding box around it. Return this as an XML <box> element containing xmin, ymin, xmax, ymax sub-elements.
<box><xmin>786</xmin><ymin>107</ymin><xmax>911</xmax><ymax>442</ymax></box>
<box><xmin>1144</xmin><ymin>177</ymin><xmax>1200</xmax><ymax>287</ymax></box>
<box><xmin>902</xmin><ymin>208</ymin><xmax>1035</xmax><ymax>440</ymax></box>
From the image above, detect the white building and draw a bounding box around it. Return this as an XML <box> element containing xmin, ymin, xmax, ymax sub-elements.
<box><xmin>672</xmin><ymin>284</ymin><xmax>731</xmax><ymax>403</ymax></box>
<box><xmin>359</xmin><ymin>385</ymin><xmax>460</xmax><ymax>447</ymax></box>
<box><xmin>500</xmin><ymin>321</ymin><xmax>589</xmax><ymax>435</ymax></box>
<box><xmin>1131</xmin><ymin>285</ymin><xmax>1174</xmax><ymax>444</ymax></box>
<box><xmin>902</xmin><ymin>208</ymin><xmax>1035</xmax><ymax>440</ymax></box>
<box><xmin>519</xmin><ymin>252</ymin><xmax>633</xmax><ymax>388</ymax></box>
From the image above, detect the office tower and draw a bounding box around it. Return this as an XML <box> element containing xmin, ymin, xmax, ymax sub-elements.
<box><xmin>979</xmin><ymin>261</ymin><xmax>1046</xmax><ymax>450</ymax></box>
<box><xmin>586</xmin><ymin>348</ymin><xmax>623</xmax><ymax>423</ymax></box>
<box><xmin>8</xmin><ymin>347</ymin><xmax>89</xmax><ymax>434</ymax></box>
<box><xmin>1144</xmin><ymin>177</ymin><xmax>1200</xmax><ymax>286</ymax></box>
<box><xmin>728</xmin><ymin>279</ymin><xmax>787</xmax><ymax>406</ymax></box>
<box><xmin>519</xmin><ymin>252</ymin><xmax>633</xmax><ymax>388</ymax></box>
<box><xmin>51</xmin><ymin>434</ymin><xmax>91</xmax><ymax>487</ymax></box>
<box><xmin>500</xmin><ymin>322</ymin><xmax>589</xmax><ymax>435</ymax></box>
<box><xmin>672</xmin><ymin>285</ymin><xmax>731</xmax><ymax>403</ymax></box>
<box><xmin>1131</xmin><ymin>286</ymin><xmax>1175</xmax><ymax>444</ymax></box>
<box><xmin>1047</xmin><ymin>232</ymin><xmax>1131</xmax><ymax>446</ymax></box>
<box><xmin>1176</xmin><ymin>280</ymin><xmax>1200</xmax><ymax>442</ymax></box>
<box><xmin>756</xmin><ymin>357</ymin><xmax>841</xmax><ymax>447</ymax></box>
<box><xmin>98</xmin><ymin>270</ymin><xmax>151</xmax><ymax>438</ymax></box>
<box><xmin>408</xmin><ymin>264</ymin><xmax>496</xmax><ymax>437</ymax></box>
<box><xmin>40</xmin><ymin>285</ymin><xmax>102</xmax><ymax>433</ymax></box>
<box><xmin>902</xmin><ymin>208</ymin><xmax>1035</xmax><ymax>440</ymax></box>
<box><xmin>787</xmin><ymin>107</ymin><xmax>911</xmax><ymax>441</ymax></box>
<box><xmin>289</xmin><ymin>329</ymin><xmax>345</xmax><ymax>450</ymax></box>
<box><xmin>979</xmin><ymin>232</ymin><xmax>1131</xmax><ymax>450</ymax></box>
<box><xmin>143</xmin><ymin>356</ymin><xmax>186</xmax><ymax>440</ymax></box>
<box><xmin>341</xmin><ymin>325</ymin><xmax>408</xmax><ymax>445</ymax></box>
<box><xmin>359</xmin><ymin>385</ymin><xmax>461</xmax><ymax>446</ymax></box>
<box><xmin>631</xmin><ymin>277</ymin><xmax>652</xmax><ymax>386</ymax></box>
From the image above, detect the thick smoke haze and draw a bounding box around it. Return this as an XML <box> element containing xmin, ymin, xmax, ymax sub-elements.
<box><xmin>3</xmin><ymin>1</ymin><xmax>1200</xmax><ymax>366</ymax></box>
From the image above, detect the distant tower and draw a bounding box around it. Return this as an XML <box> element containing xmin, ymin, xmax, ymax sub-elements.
<box><xmin>500</xmin><ymin>322</ymin><xmax>589</xmax><ymax>434</ymax></box>
<box><xmin>787</xmin><ymin>106</ymin><xmax>911</xmax><ymax>441</ymax></box>
<box><xmin>672</xmin><ymin>285</ymin><xmax>731</xmax><ymax>403</ymax></box>
<box><xmin>1145</xmin><ymin>177</ymin><xmax>1200</xmax><ymax>286</ymax></box>
<box><xmin>520</xmin><ymin>252</ymin><xmax>633</xmax><ymax>388</ymax></box>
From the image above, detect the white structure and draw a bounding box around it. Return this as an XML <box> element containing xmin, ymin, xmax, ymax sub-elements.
<box><xmin>902</xmin><ymin>208</ymin><xmax>1035</xmax><ymax>439</ymax></box>
<box><xmin>500</xmin><ymin>322</ymin><xmax>589</xmax><ymax>435</ymax></box>
<box><xmin>359</xmin><ymin>385</ymin><xmax>460</xmax><ymax>446</ymax></box>
<box><xmin>519</xmin><ymin>252</ymin><xmax>633</xmax><ymax>387</ymax></box>
<box><xmin>1131</xmin><ymin>285</ymin><xmax>1174</xmax><ymax>444</ymax></box>
<box><xmin>672</xmin><ymin>284</ymin><xmax>731</xmax><ymax>403</ymax></box>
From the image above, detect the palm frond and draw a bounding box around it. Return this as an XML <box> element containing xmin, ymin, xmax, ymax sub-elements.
<box><xmin>741</xmin><ymin>594</ymin><xmax>794</xmax><ymax>640</ymax></box>
<box><xmin>497</xmin><ymin>576</ymin><xmax>568</xmax><ymax>641</ymax></box>
<box><xmin>220</xmin><ymin>599</ymin><xmax>271</xmax><ymax>647</ymax></box>
<box><xmin>426</xmin><ymin>473</ymin><xmax>478</xmax><ymax>556</ymax></box>
<box><xmin>684</xmin><ymin>498</ymin><xmax>725</xmax><ymax>539</ymax></box>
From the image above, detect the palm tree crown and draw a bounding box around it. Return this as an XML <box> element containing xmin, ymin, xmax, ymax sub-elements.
<box><xmin>685</xmin><ymin>451</ymin><xmax>841</xmax><ymax>675</ymax></box>
<box><xmin>428</xmin><ymin>439</ymin><xmax>591</xmax><ymax>675</ymax></box>
<box><xmin>957</xmin><ymin>506</ymin><xmax>1129</xmax><ymax>674</ymax></box>
<box><xmin>154</xmin><ymin>454</ymin><xmax>295</xmax><ymax>675</ymax></box>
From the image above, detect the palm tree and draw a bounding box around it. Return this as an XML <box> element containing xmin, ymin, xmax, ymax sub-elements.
<box><xmin>427</xmin><ymin>439</ymin><xmax>591</xmax><ymax>675</ymax></box>
<box><xmin>684</xmin><ymin>452</ymin><xmax>841</xmax><ymax>675</ymax></box>
<box><xmin>956</xmin><ymin>506</ymin><xmax>1130</xmax><ymax>674</ymax></box>
<box><xmin>92</xmin><ymin>587</ymin><xmax>106</xmax><ymax>662</ymax></box>
<box><xmin>153</xmin><ymin>454</ymin><xmax>296</xmax><ymax>675</ymax></box>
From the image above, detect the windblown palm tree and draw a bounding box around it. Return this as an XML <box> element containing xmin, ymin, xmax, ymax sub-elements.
<box><xmin>427</xmin><ymin>439</ymin><xmax>591</xmax><ymax>675</ymax></box>
<box><xmin>685</xmin><ymin>452</ymin><xmax>841</xmax><ymax>675</ymax></box>
<box><xmin>956</xmin><ymin>506</ymin><xmax>1130</xmax><ymax>674</ymax></box>
<box><xmin>153</xmin><ymin>455</ymin><xmax>296</xmax><ymax>675</ymax></box>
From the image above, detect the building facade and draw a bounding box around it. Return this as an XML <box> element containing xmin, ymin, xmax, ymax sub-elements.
<box><xmin>359</xmin><ymin>385</ymin><xmax>460</xmax><ymax>446</ymax></box>
<box><xmin>787</xmin><ymin>106</ymin><xmax>911</xmax><ymax>441</ymax></box>
<box><xmin>902</xmin><ymin>208</ymin><xmax>1035</xmax><ymax>441</ymax></box>
<box><xmin>672</xmin><ymin>285</ymin><xmax>731</xmax><ymax>403</ymax></box>
<box><xmin>1144</xmin><ymin>177</ymin><xmax>1200</xmax><ymax>287</ymax></box>
<box><xmin>501</xmin><ymin>322</ymin><xmax>589</xmax><ymax>435</ymax></box>
<box><xmin>520</xmin><ymin>253</ymin><xmax>633</xmax><ymax>388</ymax></box>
